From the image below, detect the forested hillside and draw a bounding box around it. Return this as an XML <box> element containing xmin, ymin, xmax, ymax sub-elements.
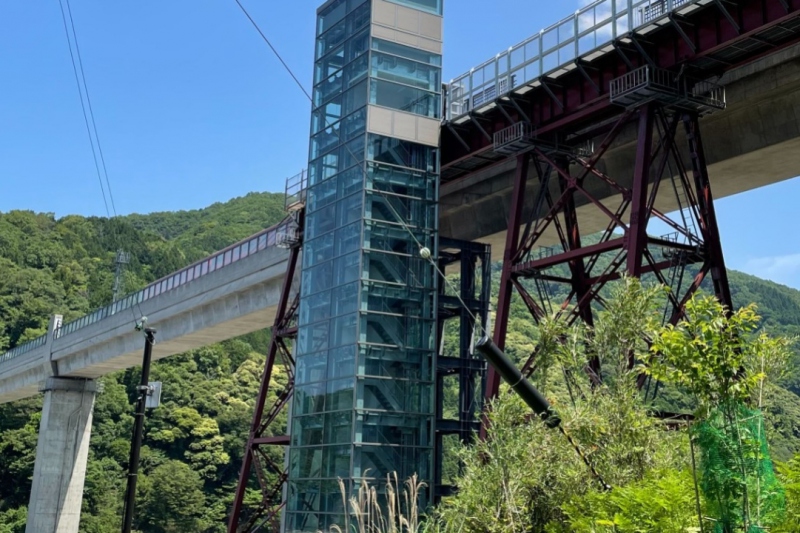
<box><xmin>0</xmin><ymin>194</ymin><xmax>798</xmax><ymax>532</ymax></box>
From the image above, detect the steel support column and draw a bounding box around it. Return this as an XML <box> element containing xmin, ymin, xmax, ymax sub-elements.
<box><xmin>627</xmin><ymin>104</ymin><xmax>655</xmax><ymax>277</ymax></box>
<box><xmin>482</xmin><ymin>154</ymin><xmax>529</xmax><ymax>439</ymax></box>
<box><xmin>228</xmin><ymin>212</ymin><xmax>303</xmax><ymax>533</ymax></box>
<box><xmin>683</xmin><ymin>112</ymin><xmax>733</xmax><ymax>311</ymax></box>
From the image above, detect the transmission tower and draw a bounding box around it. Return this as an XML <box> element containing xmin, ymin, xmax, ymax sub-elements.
<box><xmin>113</xmin><ymin>250</ymin><xmax>131</xmax><ymax>302</ymax></box>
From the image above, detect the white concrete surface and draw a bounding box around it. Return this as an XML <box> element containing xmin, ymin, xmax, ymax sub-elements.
<box><xmin>25</xmin><ymin>378</ymin><xmax>96</xmax><ymax>533</ymax></box>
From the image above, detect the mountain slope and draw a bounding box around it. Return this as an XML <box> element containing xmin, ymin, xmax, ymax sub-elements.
<box><xmin>0</xmin><ymin>195</ymin><xmax>798</xmax><ymax>531</ymax></box>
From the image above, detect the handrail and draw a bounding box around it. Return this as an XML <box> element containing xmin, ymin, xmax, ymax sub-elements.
<box><xmin>444</xmin><ymin>0</ymin><xmax>701</xmax><ymax>121</ymax></box>
<box><xmin>0</xmin><ymin>333</ymin><xmax>47</xmax><ymax>366</ymax></box>
<box><xmin>0</xmin><ymin>215</ymin><xmax>297</xmax><ymax>367</ymax></box>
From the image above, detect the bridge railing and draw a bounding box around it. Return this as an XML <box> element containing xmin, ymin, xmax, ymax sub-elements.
<box><xmin>445</xmin><ymin>0</ymin><xmax>700</xmax><ymax>121</ymax></box>
<box><xmin>0</xmin><ymin>334</ymin><xmax>47</xmax><ymax>366</ymax></box>
<box><xmin>0</xmin><ymin>215</ymin><xmax>298</xmax><ymax>368</ymax></box>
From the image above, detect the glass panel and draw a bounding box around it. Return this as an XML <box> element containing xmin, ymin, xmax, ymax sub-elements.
<box><xmin>314</xmin><ymin>46</ymin><xmax>346</xmax><ymax>81</ymax></box>
<box><xmin>559</xmin><ymin>19</ymin><xmax>575</xmax><ymax>42</ymax></box>
<box><xmin>286</xmin><ymin>512</ymin><xmax>321</xmax><ymax>533</ymax></box>
<box><xmin>335</xmin><ymin>221</ymin><xmax>361</xmax><ymax>257</ymax></box>
<box><xmin>311</xmin><ymin>96</ymin><xmax>342</xmax><ymax>134</ymax></box>
<box><xmin>331</xmin><ymin>313</ymin><xmax>357</xmax><ymax>348</ymax></box>
<box><xmin>348</xmin><ymin>0</ymin><xmax>370</xmax><ymax>33</ymax></box>
<box><xmin>297</xmin><ymin>352</ymin><xmax>328</xmax><ymax>385</ymax></box>
<box><xmin>355</xmin><ymin>412</ymin><xmax>430</xmax><ymax>446</ymax></box>
<box><xmin>369</xmin><ymin>79</ymin><xmax>440</xmax><ymax>118</ymax></box>
<box><xmin>340</xmin><ymin>135</ymin><xmax>365</xmax><ymax>171</ymax></box>
<box><xmin>323</xmin><ymin>445</ymin><xmax>351</xmax><ymax>478</ymax></box>
<box><xmin>338</xmin><ymin>165</ymin><xmax>364</xmax><ymax>199</ymax></box>
<box><xmin>367</xmin><ymin>134</ymin><xmax>436</xmax><ymax>171</ymax></box>
<box><xmin>362</xmin><ymin>312</ymin><xmax>434</xmax><ymax>351</ymax></box>
<box><xmin>345</xmin><ymin>28</ymin><xmax>369</xmax><ymax>63</ymax></box>
<box><xmin>342</xmin><ymin>79</ymin><xmax>368</xmax><ymax>116</ymax></box>
<box><xmin>309</xmin><ymin>150</ymin><xmax>339</xmax><ymax>186</ymax></box>
<box><xmin>358</xmin><ymin>377</ymin><xmax>432</xmax><ymax>414</ymax></box>
<box><xmin>306</xmin><ymin>203</ymin><xmax>337</xmax><ymax>240</ymax></box>
<box><xmin>314</xmin><ymin>69</ymin><xmax>344</xmax><ymax>108</ymax></box>
<box><xmin>300</xmin><ymin>288</ymin><xmax>332</xmax><ymax>325</ymax></box>
<box><xmin>328</xmin><ymin>345</ymin><xmax>356</xmax><ymax>380</ymax></box>
<box><xmin>317</xmin><ymin>0</ymin><xmax>346</xmax><ymax>36</ymax></box>
<box><xmin>342</xmin><ymin>107</ymin><xmax>366</xmax><ymax>141</ymax></box>
<box><xmin>344</xmin><ymin>53</ymin><xmax>369</xmax><ymax>89</ymax></box>
<box><xmin>301</xmin><ymin>259</ymin><xmax>334</xmax><ymax>297</ymax></box>
<box><xmin>303</xmin><ymin>321</ymin><xmax>331</xmax><ymax>355</ymax></box>
<box><xmin>297</xmin><ymin>382</ymin><xmax>327</xmax><ymax>415</ymax></box>
<box><xmin>326</xmin><ymin>379</ymin><xmax>354</xmax><ymax>412</ymax></box>
<box><xmin>333</xmin><ymin>252</ymin><xmax>360</xmax><ymax>286</ymax></box>
<box><xmin>372</xmin><ymin>38</ymin><xmax>442</xmax><ymax>66</ymax></box>
<box><xmin>317</xmin><ymin>19</ymin><xmax>347</xmax><ymax>60</ymax></box>
<box><xmin>543</xmin><ymin>26</ymin><xmax>559</xmax><ymax>51</ymax></box>
<box><xmin>385</xmin><ymin>0</ymin><xmax>442</xmax><ymax>16</ymax></box>
<box><xmin>359</xmin><ymin>345</ymin><xmax>431</xmax><ymax>381</ymax></box>
<box><xmin>308</xmin><ymin>178</ymin><xmax>338</xmax><ymax>214</ymax></box>
<box><xmin>292</xmin><ymin>415</ymin><xmax>324</xmax><ymax>447</ymax></box>
<box><xmin>310</xmin><ymin>122</ymin><xmax>341</xmax><ymax>160</ymax></box>
<box><xmin>371</xmin><ymin>52</ymin><xmax>441</xmax><ymax>92</ymax></box>
<box><xmin>336</xmin><ymin>193</ymin><xmax>362</xmax><ymax>228</ymax></box>
<box><xmin>290</xmin><ymin>448</ymin><xmax>324</xmax><ymax>480</ymax></box>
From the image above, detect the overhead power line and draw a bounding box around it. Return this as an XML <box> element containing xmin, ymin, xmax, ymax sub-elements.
<box><xmin>56</xmin><ymin>0</ymin><xmax>146</xmax><ymax>322</ymax></box>
<box><xmin>233</xmin><ymin>0</ymin><xmax>312</xmax><ymax>102</ymax></box>
<box><xmin>57</xmin><ymin>0</ymin><xmax>118</xmax><ymax>218</ymax></box>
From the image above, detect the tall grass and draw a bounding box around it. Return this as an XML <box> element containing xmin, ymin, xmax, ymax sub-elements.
<box><xmin>324</xmin><ymin>472</ymin><xmax>426</xmax><ymax>533</ymax></box>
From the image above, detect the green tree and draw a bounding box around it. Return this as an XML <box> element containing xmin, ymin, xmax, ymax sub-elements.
<box><xmin>137</xmin><ymin>460</ymin><xmax>208</xmax><ymax>533</ymax></box>
<box><xmin>427</xmin><ymin>280</ymin><xmax>688</xmax><ymax>533</ymax></box>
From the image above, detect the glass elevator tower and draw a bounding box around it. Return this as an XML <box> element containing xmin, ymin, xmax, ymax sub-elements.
<box><xmin>286</xmin><ymin>0</ymin><xmax>443</xmax><ymax>530</ymax></box>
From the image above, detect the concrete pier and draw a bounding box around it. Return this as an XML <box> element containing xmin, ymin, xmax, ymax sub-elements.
<box><xmin>25</xmin><ymin>377</ymin><xmax>97</xmax><ymax>533</ymax></box>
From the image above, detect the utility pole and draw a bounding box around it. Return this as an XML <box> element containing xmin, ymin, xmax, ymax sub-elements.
<box><xmin>121</xmin><ymin>326</ymin><xmax>159</xmax><ymax>533</ymax></box>
<box><xmin>113</xmin><ymin>250</ymin><xmax>131</xmax><ymax>302</ymax></box>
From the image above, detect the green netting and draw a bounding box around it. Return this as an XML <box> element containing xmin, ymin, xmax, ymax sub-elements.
<box><xmin>692</xmin><ymin>401</ymin><xmax>785</xmax><ymax>532</ymax></box>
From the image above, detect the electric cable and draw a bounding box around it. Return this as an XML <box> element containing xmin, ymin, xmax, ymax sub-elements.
<box><xmin>63</xmin><ymin>0</ymin><xmax>118</xmax><ymax>217</ymax></box>
<box><xmin>56</xmin><ymin>0</ymin><xmax>146</xmax><ymax>324</ymax></box>
<box><xmin>57</xmin><ymin>0</ymin><xmax>111</xmax><ymax>218</ymax></box>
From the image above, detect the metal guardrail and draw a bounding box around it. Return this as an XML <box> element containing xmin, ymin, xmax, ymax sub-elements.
<box><xmin>285</xmin><ymin>169</ymin><xmax>308</xmax><ymax>212</ymax></box>
<box><xmin>0</xmin><ymin>334</ymin><xmax>47</xmax><ymax>366</ymax></box>
<box><xmin>0</xmin><ymin>213</ymin><xmax>299</xmax><ymax>368</ymax></box>
<box><xmin>445</xmin><ymin>0</ymin><xmax>701</xmax><ymax>121</ymax></box>
<box><xmin>610</xmin><ymin>65</ymin><xmax>726</xmax><ymax>111</ymax></box>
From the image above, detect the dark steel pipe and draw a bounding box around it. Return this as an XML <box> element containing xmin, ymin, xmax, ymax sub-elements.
<box><xmin>476</xmin><ymin>335</ymin><xmax>613</xmax><ymax>490</ymax></box>
<box><xmin>121</xmin><ymin>328</ymin><xmax>156</xmax><ymax>533</ymax></box>
<box><xmin>475</xmin><ymin>336</ymin><xmax>560</xmax><ymax>428</ymax></box>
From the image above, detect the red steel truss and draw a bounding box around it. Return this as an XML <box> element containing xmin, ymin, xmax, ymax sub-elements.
<box><xmin>484</xmin><ymin>103</ymin><xmax>733</xmax><ymax>406</ymax></box>
<box><xmin>442</xmin><ymin>0</ymin><xmax>800</xmax><ymax>185</ymax></box>
<box><xmin>228</xmin><ymin>212</ymin><xmax>303</xmax><ymax>533</ymax></box>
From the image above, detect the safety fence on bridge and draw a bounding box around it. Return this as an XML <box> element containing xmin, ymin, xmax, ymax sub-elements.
<box><xmin>445</xmin><ymin>0</ymin><xmax>701</xmax><ymax>121</ymax></box>
<box><xmin>0</xmin><ymin>176</ymin><xmax>306</xmax><ymax>368</ymax></box>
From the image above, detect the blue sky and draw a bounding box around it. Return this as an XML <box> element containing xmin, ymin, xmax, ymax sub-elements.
<box><xmin>1</xmin><ymin>1</ymin><xmax>799</xmax><ymax>289</ymax></box>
